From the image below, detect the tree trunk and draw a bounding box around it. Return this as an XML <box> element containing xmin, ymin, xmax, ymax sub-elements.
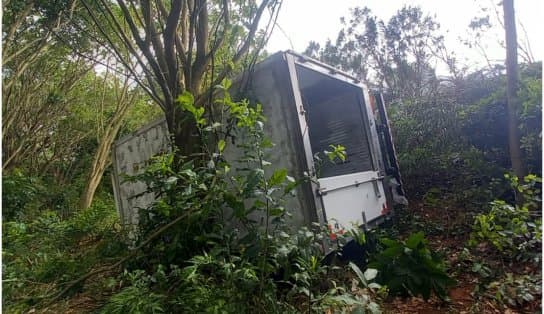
<box><xmin>165</xmin><ymin>105</ymin><xmax>203</xmax><ymax>167</ymax></box>
<box><xmin>81</xmin><ymin>0</ymin><xmax>274</xmax><ymax>166</ymax></box>
<box><xmin>80</xmin><ymin>96</ymin><xmax>132</xmax><ymax>209</ymax></box>
<box><xmin>503</xmin><ymin>0</ymin><xmax>526</xmax><ymax>180</ymax></box>
<box><xmin>79</xmin><ymin>132</ymin><xmax>115</xmax><ymax>209</ymax></box>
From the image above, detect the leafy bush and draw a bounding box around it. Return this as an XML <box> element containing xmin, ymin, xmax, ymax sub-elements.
<box><xmin>470</xmin><ymin>174</ymin><xmax>542</xmax><ymax>263</ymax></box>
<box><xmin>2</xmin><ymin>170</ymin><xmax>43</xmax><ymax>221</ymax></box>
<box><xmin>368</xmin><ymin>232</ymin><xmax>455</xmax><ymax>300</ymax></box>
<box><xmin>174</xmin><ymin>251</ymin><xmax>263</xmax><ymax>313</ymax></box>
<box><xmin>2</xmin><ymin>200</ymin><xmax>124</xmax><ymax>309</ymax></box>
<box><xmin>487</xmin><ymin>273</ymin><xmax>541</xmax><ymax>308</ymax></box>
<box><xmin>101</xmin><ymin>270</ymin><xmax>166</xmax><ymax>314</ymax></box>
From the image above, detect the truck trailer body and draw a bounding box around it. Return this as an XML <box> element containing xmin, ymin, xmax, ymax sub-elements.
<box><xmin>111</xmin><ymin>51</ymin><xmax>406</xmax><ymax>235</ymax></box>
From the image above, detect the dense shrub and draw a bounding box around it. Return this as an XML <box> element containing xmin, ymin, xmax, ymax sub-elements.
<box><xmin>2</xmin><ymin>171</ymin><xmax>43</xmax><ymax>221</ymax></box>
<box><xmin>100</xmin><ymin>270</ymin><xmax>166</xmax><ymax>314</ymax></box>
<box><xmin>2</xmin><ymin>199</ymin><xmax>123</xmax><ymax>309</ymax></box>
<box><xmin>368</xmin><ymin>232</ymin><xmax>455</xmax><ymax>300</ymax></box>
<box><xmin>391</xmin><ymin>63</ymin><xmax>542</xmax><ymax>210</ymax></box>
<box><xmin>470</xmin><ymin>174</ymin><xmax>542</xmax><ymax>263</ymax></box>
<box><xmin>486</xmin><ymin>273</ymin><xmax>541</xmax><ymax>308</ymax></box>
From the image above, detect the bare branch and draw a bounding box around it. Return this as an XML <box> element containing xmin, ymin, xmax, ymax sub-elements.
<box><xmin>82</xmin><ymin>0</ymin><xmax>165</xmax><ymax>107</ymax></box>
<box><xmin>199</xmin><ymin>0</ymin><xmax>271</xmax><ymax>104</ymax></box>
<box><xmin>116</xmin><ymin>0</ymin><xmax>174</xmax><ymax>106</ymax></box>
<box><xmin>142</xmin><ymin>0</ymin><xmax>169</xmax><ymax>82</ymax></box>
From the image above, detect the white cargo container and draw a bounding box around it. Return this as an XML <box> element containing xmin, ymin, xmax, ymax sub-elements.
<box><xmin>112</xmin><ymin>51</ymin><xmax>406</xmax><ymax>235</ymax></box>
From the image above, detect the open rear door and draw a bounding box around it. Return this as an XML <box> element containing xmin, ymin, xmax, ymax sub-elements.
<box><xmin>286</xmin><ymin>53</ymin><xmax>388</xmax><ymax>233</ymax></box>
<box><xmin>371</xmin><ymin>92</ymin><xmax>407</xmax><ymax>205</ymax></box>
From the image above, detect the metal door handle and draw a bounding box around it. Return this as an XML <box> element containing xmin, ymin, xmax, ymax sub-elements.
<box><xmin>319</xmin><ymin>176</ymin><xmax>384</xmax><ymax>195</ymax></box>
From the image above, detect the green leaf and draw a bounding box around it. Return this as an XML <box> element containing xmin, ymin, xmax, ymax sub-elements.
<box><xmin>368</xmin><ymin>282</ymin><xmax>382</xmax><ymax>289</ymax></box>
<box><xmin>381</xmin><ymin>245</ymin><xmax>403</xmax><ymax>258</ymax></box>
<box><xmin>380</xmin><ymin>237</ymin><xmax>400</xmax><ymax>248</ymax></box>
<box><xmin>261</xmin><ymin>138</ymin><xmax>274</xmax><ymax>148</ymax></box>
<box><xmin>349</xmin><ymin>262</ymin><xmax>368</xmax><ymax>286</ymax></box>
<box><xmin>326</xmin><ymin>295</ymin><xmax>362</xmax><ymax>305</ymax></box>
<box><xmin>405</xmin><ymin>232</ymin><xmax>425</xmax><ymax>249</ymax></box>
<box><xmin>325</xmin><ymin>144</ymin><xmax>346</xmax><ymax>162</ymax></box>
<box><xmin>217</xmin><ymin>139</ymin><xmax>226</xmax><ymax>153</ymax></box>
<box><xmin>222</xmin><ymin>78</ymin><xmax>232</xmax><ymax>90</ymax></box>
<box><xmin>268</xmin><ymin>168</ymin><xmax>287</xmax><ymax>186</ymax></box>
<box><xmin>269</xmin><ymin>207</ymin><xmax>285</xmax><ymax>216</ymax></box>
<box><xmin>284</xmin><ymin>180</ymin><xmax>298</xmax><ymax>194</ymax></box>
<box><xmin>243</xmin><ymin>169</ymin><xmax>264</xmax><ymax>197</ymax></box>
<box><xmin>177</xmin><ymin>91</ymin><xmax>194</xmax><ymax>108</ymax></box>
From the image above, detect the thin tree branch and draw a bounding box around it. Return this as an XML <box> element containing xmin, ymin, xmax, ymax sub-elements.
<box><xmin>116</xmin><ymin>0</ymin><xmax>174</xmax><ymax>107</ymax></box>
<box><xmin>197</xmin><ymin>0</ymin><xmax>272</xmax><ymax>105</ymax></box>
<box><xmin>81</xmin><ymin>0</ymin><xmax>165</xmax><ymax>108</ymax></box>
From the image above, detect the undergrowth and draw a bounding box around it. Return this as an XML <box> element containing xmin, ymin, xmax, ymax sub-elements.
<box><xmin>2</xmin><ymin>82</ymin><xmax>459</xmax><ymax>313</ymax></box>
<box><xmin>96</xmin><ymin>82</ymin><xmax>387</xmax><ymax>313</ymax></box>
<box><xmin>2</xmin><ymin>198</ymin><xmax>123</xmax><ymax>311</ymax></box>
<box><xmin>465</xmin><ymin>174</ymin><xmax>542</xmax><ymax>311</ymax></box>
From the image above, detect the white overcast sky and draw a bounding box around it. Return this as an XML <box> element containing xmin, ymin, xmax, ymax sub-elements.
<box><xmin>265</xmin><ymin>0</ymin><xmax>543</xmax><ymax>73</ymax></box>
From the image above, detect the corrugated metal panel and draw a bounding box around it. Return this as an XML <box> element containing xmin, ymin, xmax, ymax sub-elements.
<box><xmin>112</xmin><ymin>118</ymin><xmax>170</xmax><ymax>226</ymax></box>
<box><xmin>296</xmin><ymin>65</ymin><xmax>373</xmax><ymax>178</ymax></box>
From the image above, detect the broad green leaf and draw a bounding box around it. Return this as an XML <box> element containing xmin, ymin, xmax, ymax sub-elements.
<box><xmin>380</xmin><ymin>238</ymin><xmax>399</xmax><ymax>247</ymax></box>
<box><xmin>269</xmin><ymin>207</ymin><xmax>285</xmax><ymax>216</ymax></box>
<box><xmin>349</xmin><ymin>262</ymin><xmax>367</xmax><ymax>286</ymax></box>
<box><xmin>218</xmin><ymin>139</ymin><xmax>226</xmax><ymax>153</ymax></box>
<box><xmin>368</xmin><ymin>282</ymin><xmax>382</xmax><ymax>289</ymax></box>
<box><xmin>177</xmin><ymin>91</ymin><xmax>194</xmax><ymax>107</ymax></box>
<box><xmin>268</xmin><ymin>168</ymin><xmax>287</xmax><ymax>186</ymax></box>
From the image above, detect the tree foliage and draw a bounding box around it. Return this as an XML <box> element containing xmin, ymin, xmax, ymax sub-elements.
<box><xmin>305</xmin><ymin>6</ymin><xmax>444</xmax><ymax>102</ymax></box>
<box><xmin>80</xmin><ymin>0</ymin><xmax>282</xmax><ymax>158</ymax></box>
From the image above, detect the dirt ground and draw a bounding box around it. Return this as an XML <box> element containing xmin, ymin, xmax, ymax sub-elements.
<box><xmin>381</xmin><ymin>203</ymin><xmax>541</xmax><ymax>314</ymax></box>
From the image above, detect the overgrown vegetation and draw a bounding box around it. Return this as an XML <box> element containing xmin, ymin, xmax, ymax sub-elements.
<box><xmin>462</xmin><ymin>174</ymin><xmax>542</xmax><ymax>310</ymax></box>
<box><xmin>470</xmin><ymin>174</ymin><xmax>541</xmax><ymax>263</ymax></box>
<box><xmin>2</xmin><ymin>199</ymin><xmax>124</xmax><ymax>311</ymax></box>
<box><xmin>100</xmin><ymin>85</ymin><xmax>385</xmax><ymax>312</ymax></box>
<box><xmin>369</xmin><ymin>232</ymin><xmax>455</xmax><ymax>301</ymax></box>
<box><xmin>306</xmin><ymin>4</ymin><xmax>541</xmax><ymax>312</ymax></box>
<box><xmin>2</xmin><ymin>1</ymin><xmax>541</xmax><ymax>313</ymax></box>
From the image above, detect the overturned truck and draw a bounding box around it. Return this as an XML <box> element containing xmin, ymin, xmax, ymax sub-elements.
<box><xmin>112</xmin><ymin>51</ymin><xmax>407</xmax><ymax>236</ymax></box>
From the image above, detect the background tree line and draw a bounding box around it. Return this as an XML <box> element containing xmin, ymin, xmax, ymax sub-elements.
<box><xmin>305</xmin><ymin>5</ymin><xmax>541</xmax><ymax>206</ymax></box>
